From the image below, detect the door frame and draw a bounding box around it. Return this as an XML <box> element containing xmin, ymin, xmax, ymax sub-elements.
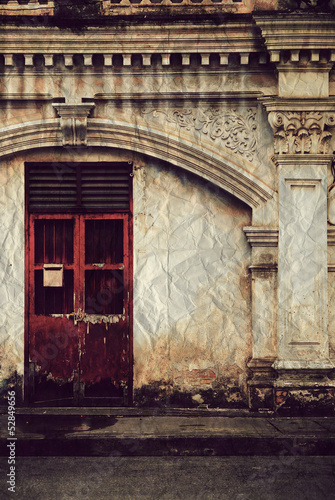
<box><xmin>24</xmin><ymin>162</ymin><xmax>134</xmax><ymax>406</ymax></box>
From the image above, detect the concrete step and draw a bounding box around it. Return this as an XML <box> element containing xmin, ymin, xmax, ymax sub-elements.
<box><xmin>1</xmin><ymin>411</ymin><xmax>335</xmax><ymax>457</ymax></box>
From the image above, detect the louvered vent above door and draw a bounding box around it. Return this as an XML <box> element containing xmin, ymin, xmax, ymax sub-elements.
<box><xmin>81</xmin><ymin>165</ymin><xmax>131</xmax><ymax>210</ymax></box>
<box><xmin>28</xmin><ymin>165</ymin><xmax>77</xmax><ymax>211</ymax></box>
<box><xmin>27</xmin><ymin>163</ymin><xmax>132</xmax><ymax>212</ymax></box>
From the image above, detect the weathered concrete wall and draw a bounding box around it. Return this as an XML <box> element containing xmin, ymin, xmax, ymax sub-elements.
<box><xmin>0</xmin><ymin>10</ymin><xmax>334</xmax><ymax>413</ymax></box>
<box><xmin>328</xmin><ymin>272</ymin><xmax>335</xmax><ymax>362</ymax></box>
<box><xmin>0</xmin><ymin>149</ymin><xmax>252</xmax><ymax>407</ymax></box>
<box><xmin>133</xmin><ymin>159</ymin><xmax>252</xmax><ymax>407</ymax></box>
<box><xmin>0</xmin><ymin>157</ymin><xmax>25</xmax><ymax>400</ymax></box>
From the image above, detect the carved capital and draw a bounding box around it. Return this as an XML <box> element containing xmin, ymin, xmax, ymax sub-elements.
<box><xmin>268</xmin><ymin>110</ymin><xmax>335</xmax><ymax>155</ymax></box>
<box><xmin>53</xmin><ymin>103</ymin><xmax>95</xmax><ymax>146</ymax></box>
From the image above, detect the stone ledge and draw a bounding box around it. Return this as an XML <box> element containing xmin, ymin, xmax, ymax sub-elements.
<box><xmin>273</xmin><ymin>359</ymin><xmax>334</xmax><ymax>371</ymax></box>
<box><xmin>243</xmin><ymin>226</ymin><xmax>279</xmax><ymax>246</ymax></box>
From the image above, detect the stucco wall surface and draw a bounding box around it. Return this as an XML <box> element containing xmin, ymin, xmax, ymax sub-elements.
<box><xmin>0</xmin><ymin>158</ymin><xmax>24</xmax><ymax>393</ymax></box>
<box><xmin>0</xmin><ymin>150</ymin><xmax>252</xmax><ymax>406</ymax></box>
<box><xmin>328</xmin><ymin>273</ymin><xmax>335</xmax><ymax>361</ymax></box>
<box><xmin>133</xmin><ymin>159</ymin><xmax>252</xmax><ymax>405</ymax></box>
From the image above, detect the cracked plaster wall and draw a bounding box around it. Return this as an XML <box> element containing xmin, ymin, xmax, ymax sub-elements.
<box><xmin>328</xmin><ymin>273</ymin><xmax>335</xmax><ymax>361</ymax></box>
<box><xmin>0</xmin><ymin>157</ymin><xmax>25</xmax><ymax>396</ymax></box>
<box><xmin>0</xmin><ymin>150</ymin><xmax>252</xmax><ymax>404</ymax></box>
<box><xmin>133</xmin><ymin>159</ymin><xmax>252</xmax><ymax>401</ymax></box>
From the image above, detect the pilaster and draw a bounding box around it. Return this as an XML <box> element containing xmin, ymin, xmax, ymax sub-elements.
<box><xmin>243</xmin><ymin>227</ymin><xmax>278</xmax><ymax>410</ymax></box>
<box><xmin>265</xmin><ymin>113</ymin><xmax>335</xmax><ymax>413</ymax></box>
<box><xmin>274</xmin><ymin>154</ymin><xmax>331</xmax><ymax>363</ymax></box>
<box><xmin>253</xmin><ymin>13</ymin><xmax>335</xmax><ymax>413</ymax></box>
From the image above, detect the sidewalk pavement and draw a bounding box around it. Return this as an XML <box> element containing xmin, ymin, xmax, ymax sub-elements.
<box><xmin>1</xmin><ymin>408</ymin><xmax>335</xmax><ymax>457</ymax></box>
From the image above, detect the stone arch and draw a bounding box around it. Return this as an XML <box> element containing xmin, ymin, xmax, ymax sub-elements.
<box><xmin>0</xmin><ymin>118</ymin><xmax>275</xmax><ymax>210</ymax></box>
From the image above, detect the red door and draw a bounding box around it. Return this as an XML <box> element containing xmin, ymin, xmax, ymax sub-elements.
<box><xmin>78</xmin><ymin>215</ymin><xmax>131</xmax><ymax>404</ymax></box>
<box><xmin>26</xmin><ymin>163</ymin><xmax>132</xmax><ymax>406</ymax></box>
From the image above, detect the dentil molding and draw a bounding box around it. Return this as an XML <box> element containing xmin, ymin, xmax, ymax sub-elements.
<box><xmin>254</xmin><ymin>13</ymin><xmax>335</xmax><ymax>63</ymax></box>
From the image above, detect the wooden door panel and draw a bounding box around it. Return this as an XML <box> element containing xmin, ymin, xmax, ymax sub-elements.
<box><xmin>84</xmin><ymin>219</ymin><xmax>123</xmax><ymax>264</ymax></box>
<box><xmin>78</xmin><ymin>214</ymin><xmax>130</xmax><ymax>404</ymax></box>
<box><xmin>84</xmin><ymin>270</ymin><xmax>124</xmax><ymax>315</ymax></box>
<box><xmin>28</xmin><ymin>214</ymin><xmax>80</xmax><ymax>405</ymax></box>
<box><xmin>27</xmin><ymin>203</ymin><xmax>132</xmax><ymax>406</ymax></box>
<box><xmin>34</xmin><ymin>219</ymin><xmax>74</xmax><ymax>264</ymax></box>
<box><xmin>80</xmin><ymin>316</ymin><xmax>128</xmax><ymax>386</ymax></box>
<box><xmin>30</xmin><ymin>316</ymin><xmax>79</xmax><ymax>380</ymax></box>
<box><xmin>34</xmin><ymin>269</ymin><xmax>74</xmax><ymax>314</ymax></box>
<box><xmin>79</xmin><ymin>320</ymin><xmax>129</xmax><ymax>405</ymax></box>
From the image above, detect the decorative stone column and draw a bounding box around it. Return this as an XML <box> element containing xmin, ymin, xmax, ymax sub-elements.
<box><xmin>253</xmin><ymin>13</ymin><xmax>335</xmax><ymax>412</ymax></box>
<box><xmin>243</xmin><ymin>227</ymin><xmax>278</xmax><ymax>410</ymax></box>
<box><xmin>263</xmin><ymin>100</ymin><xmax>335</xmax><ymax>413</ymax></box>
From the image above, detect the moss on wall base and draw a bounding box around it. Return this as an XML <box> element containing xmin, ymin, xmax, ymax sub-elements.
<box><xmin>0</xmin><ymin>371</ymin><xmax>23</xmax><ymax>408</ymax></box>
<box><xmin>133</xmin><ymin>381</ymin><xmax>248</xmax><ymax>409</ymax></box>
<box><xmin>274</xmin><ymin>388</ymin><xmax>335</xmax><ymax>416</ymax></box>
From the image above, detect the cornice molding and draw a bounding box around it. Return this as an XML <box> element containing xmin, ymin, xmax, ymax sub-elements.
<box><xmin>254</xmin><ymin>13</ymin><xmax>335</xmax><ymax>62</ymax></box>
<box><xmin>0</xmin><ymin>22</ymin><xmax>262</xmax><ymax>53</ymax></box>
<box><xmin>275</xmin><ymin>64</ymin><xmax>332</xmax><ymax>73</ymax></box>
<box><xmin>0</xmin><ymin>21</ymin><xmax>266</xmax><ymax>71</ymax></box>
<box><xmin>260</xmin><ymin>97</ymin><xmax>335</xmax><ymax>112</ymax></box>
<box><xmin>327</xmin><ymin>228</ymin><xmax>335</xmax><ymax>246</ymax></box>
<box><xmin>103</xmin><ymin>0</ymin><xmax>252</xmax><ymax>15</ymax></box>
<box><xmin>0</xmin><ymin>93</ymin><xmax>53</xmax><ymax>102</ymax></box>
<box><xmin>273</xmin><ymin>359</ymin><xmax>334</xmax><ymax>371</ymax></box>
<box><xmin>245</xmin><ymin>226</ymin><xmax>335</xmax><ymax>249</ymax></box>
<box><xmin>271</xmin><ymin>154</ymin><xmax>333</xmax><ymax>165</ymax></box>
<box><xmin>243</xmin><ymin>226</ymin><xmax>278</xmax><ymax>247</ymax></box>
<box><xmin>248</xmin><ymin>264</ymin><xmax>277</xmax><ymax>273</ymax></box>
<box><xmin>53</xmin><ymin>103</ymin><xmax>95</xmax><ymax>118</ymax></box>
<box><xmin>94</xmin><ymin>91</ymin><xmax>263</xmax><ymax>103</ymax></box>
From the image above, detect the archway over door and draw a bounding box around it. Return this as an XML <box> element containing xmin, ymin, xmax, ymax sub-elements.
<box><xmin>0</xmin><ymin>118</ymin><xmax>275</xmax><ymax>210</ymax></box>
<box><xmin>0</xmin><ymin>120</ymin><xmax>275</xmax><ymax>405</ymax></box>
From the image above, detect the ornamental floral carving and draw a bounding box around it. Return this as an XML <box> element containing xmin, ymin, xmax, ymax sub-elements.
<box><xmin>141</xmin><ymin>107</ymin><xmax>257</xmax><ymax>161</ymax></box>
<box><xmin>268</xmin><ymin>111</ymin><xmax>335</xmax><ymax>154</ymax></box>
